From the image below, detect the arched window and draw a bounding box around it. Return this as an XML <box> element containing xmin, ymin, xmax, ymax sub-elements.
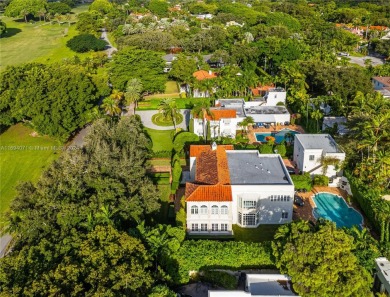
<box><xmin>200</xmin><ymin>205</ymin><xmax>208</xmax><ymax>215</ymax></box>
<box><xmin>211</xmin><ymin>205</ymin><xmax>219</xmax><ymax>215</ymax></box>
<box><xmin>221</xmin><ymin>205</ymin><xmax>228</xmax><ymax>215</ymax></box>
<box><xmin>191</xmin><ymin>205</ymin><xmax>198</xmax><ymax>215</ymax></box>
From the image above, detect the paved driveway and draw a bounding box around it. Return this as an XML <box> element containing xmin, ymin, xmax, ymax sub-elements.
<box><xmin>347</xmin><ymin>55</ymin><xmax>384</xmax><ymax>67</ymax></box>
<box><xmin>0</xmin><ymin>234</ymin><xmax>12</xmax><ymax>258</ymax></box>
<box><xmin>101</xmin><ymin>28</ymin><xmax>117</xmax><ymax>58</ymax></box>
<box><xmin>136</xmin><ymin>109</ymin><xmax>191</xmax><ymax>130</ymax></box>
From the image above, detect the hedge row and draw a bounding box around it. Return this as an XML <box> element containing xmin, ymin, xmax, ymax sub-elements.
<box><xmin>172</xmin><ymin>240</ymin><xmax>274</xmax><ymax>284</ymax></box>
<box><xmin>345</xmin><ymin>171</ymin><xmax>390</xmax><ymax>242</ymax></box>
<box><xmin>201</xmin><ymin>270</ymin><xmax>238</xmax><ymax>289</ymax></box>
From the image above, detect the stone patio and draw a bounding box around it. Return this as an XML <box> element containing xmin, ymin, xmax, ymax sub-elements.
<box><xmin>292</xmin><ymin>186</ymin><xmax>355</xmax><ymax>223</ymax></box>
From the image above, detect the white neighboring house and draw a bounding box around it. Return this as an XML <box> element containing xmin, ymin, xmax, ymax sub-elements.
<box><xmin>374</xmin><ymin>257</ymin><xmax>390</xmax><ymax>296</ymax></box>
<box><xmin>244</xmin><ymin>106</ymin><xmax>291</xmax><ymax>126</ymax></box>
<box><xmin>249</xmin><ymin>87</ymin><xmax>287</xmax><ymax>106</ymax></box>
<box><xmin>372</xmin><ymin>76</ymin><xmax>390</xmax><ymax>98</ymax></box>
<box><xmin>193</xmin><ymin>109</ymin><xmax>242</xmax><ymax>138</ymax></box>
<box><xmin>322</xmin><ymin>116</ymin><xmax>348</xmax><ymax>136</ymax></box>
<box><xmin>293</xmin><ymin>134</ymin><xmax>345</xmax><ymax>179</ymax></box>
<box><xmin>208</xmin><ymin>274</ymin><xmax>300</xmax><ymax>297</ymax></box>
<box><xmin>186</xmin><ymin>144</ymin><xmax>294</xmax><ymax>235</ymax></box>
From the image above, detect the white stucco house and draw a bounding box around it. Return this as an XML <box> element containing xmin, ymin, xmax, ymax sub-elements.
<box><xmin>208</xmin><ymin>274</ymin><xmax>300</xmax><ymax>297</ymax></box>
<box><xmin>293</xmin><ymin>134</ymin><xmax>345</xmax><ymax>179</ymax></box>
<box><xmin>193</xmin><ymin>109</ymin><xmax>241</xmax><ymax>138</ymax></box>
<box><xmin>250</xmin><ymin>87</ymin><xmax>287</xmax><ymax>106</ymax></box>
<box><xmin>186</xmin><ymin>144</ymin><xmax>294</xmax><ymax>235</ymax></box>
<box><xmin>374</xmin><ymin>257</ymin><xmax>390</xmax><ymax>296</ymax></box>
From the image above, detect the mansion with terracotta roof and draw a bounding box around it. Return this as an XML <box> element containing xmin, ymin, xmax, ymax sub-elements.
<box><xmin>186</xmin><ymin>144</ymin><xmax>294</xmax><ymax>235</ymax></box>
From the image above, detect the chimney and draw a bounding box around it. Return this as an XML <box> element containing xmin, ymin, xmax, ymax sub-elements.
<box><xmin>211</xmin><ymin>142</ymin><xmax>217</xmax><ymax>151</ymax></box>
<box><xmin>209</xmin><ymin>70</ymin><xmax>212</xmax><ymax>75</ymax></box>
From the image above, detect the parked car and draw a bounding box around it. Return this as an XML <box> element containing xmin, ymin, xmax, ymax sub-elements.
<box><xmin>294</xmin><ymin>195</ymin><xmax>305</xmax><ymax>207</ymax></box>
<box><xmin>338</xmin><ymin>52</ymin><xmax>350</xmax><ymax>57</ymax></box>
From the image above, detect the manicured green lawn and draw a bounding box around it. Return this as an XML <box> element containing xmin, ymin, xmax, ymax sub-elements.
<box><xmin>144</xmin><ymin>128</ymin><xmax>174</xmax><ymax>152</ymax></box>
<box><xmin>0</xmin><ymin>124</ymin><xmax>60</xmax><ymax>221</ymax></box>
<box><xmin>0</xmin><ymin>5</ymin><xmax>92</xmax><ymax>72</ymax></box>
<box><xmin>232</xmin><ymin>224</ymin><xmax>280</xmax><ymax>242</ymax></box>
<box><xmin>165</xmin><ymin>81</ymin><xmax>179</xmax><ymax>93</ymax></box>
<box><xmin>155</xmin><ymin>185</ymin><xmax>172</xmax><ymax>224</ymax></box>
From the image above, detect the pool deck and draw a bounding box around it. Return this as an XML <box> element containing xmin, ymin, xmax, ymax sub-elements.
<box><xmin>248</xmin><ymin>124</ymin><xmax>305</xmax><ymax>144</ymax></box>
<box><xmin>293</xmin><ymin>186</ymin><xmax>352</xmax><ymax>223</ymax></box>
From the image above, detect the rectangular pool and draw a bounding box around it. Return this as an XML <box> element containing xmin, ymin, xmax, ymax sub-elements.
<box><xmin>255</xmin><ymin>129</ymin><xmax>300</xmax><ymax>143</ymax></box>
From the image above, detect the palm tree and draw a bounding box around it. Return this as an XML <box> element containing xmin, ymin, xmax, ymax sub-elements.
<box><xmin>158</xmin><ymin>98</ymin><xmax>180</xmax><ymax>129</ymax></box>
<box><xmin>125</xmin><ymin>78</ymin><xmax>143</xmax><ymax>114</ymax></box>
<box><xmin>37</xmin><ymin>8</ymin><xmax>46</xmax><ymax>22</ymax></box>
<box><xmin>310</xmin><ymin>109</ymin><xmax>323</xmax><ymax>132</ymax></box>
<box><xmin>110</xmin><ymin>89</ymin><xmax>124</xmax><ymax>102</ymax></box>
<box><xmin>64</xmin><ymin>13</ymin><xmax>72</xmax><ymax>26</ymax></box>
<box><xmin>192</xmin><ymin>100</ymin><xmax>213</xmax><ymax>140</ymax></box>
<box><xmin>101</xmin><ymin>97</ymin><xmax>121</xmax><ymax>116</ymax></box>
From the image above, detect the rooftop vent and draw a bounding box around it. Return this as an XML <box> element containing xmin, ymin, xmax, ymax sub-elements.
<box><xmin>267</xmin><ymin>170</ymin><xmax>271</xmax><ymax>174</ymax></box>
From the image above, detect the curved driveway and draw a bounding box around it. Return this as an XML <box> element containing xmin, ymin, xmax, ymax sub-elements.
<box><xmin>136</xmin><ymin>109</ymin><xmax>191</xmax><ymax>130</ymax></box>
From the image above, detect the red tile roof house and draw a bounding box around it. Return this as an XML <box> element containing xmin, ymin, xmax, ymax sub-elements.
<box><xmin>186</xmin><ymin>143</ymin><xmax>294</xmax><ymax>235</ymax></box>
<box><xmin>193</xmin><ymin>109</ymin><xmax>240</xmax><ymax>139</ymax></box>
<box><xmin>192</xmin><ymin>70</ymin><xmax>217</xmax><ymax>98</ymax></box>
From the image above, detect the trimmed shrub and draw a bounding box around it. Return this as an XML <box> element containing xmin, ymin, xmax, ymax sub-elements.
<box><xmin>313</xmin><ymin>174</ymin><xmax>329</xmax><ymax>186</ymax></box>
<box><xmin>66</xmin><ymin>34</ymin><xmax>107</xmax><ymax>53</ymax></box>
<box><xmin>47</xmin><ymin>2</ymin><xmax>71</xmax><ymax>14</ymax></box>
<box><xmin>291</xmin><ymin>173</ymin><xmax>312</xmax><ymax>191</ymax></box>
<box><xmin>259</xmin><ymin>144</ymin><xmax>273</xmax><ymax>154</ymax></box>
<box><xmin>171</xmin><ymin>240</ymin><xmax>274</xmax><ymax>284</ymax></box>
<box><xmin>274</xmin><ymin>143</ymin><xmax>286</xmax><ymax>157</ymax></box>
<box><xmin>151</xmin><ymin>150</ymin><xmax>172</xmax><ymax>158</ymax></box>
<box><xmin>201</xmin><ymin>271</ymin><xmax>237</xmax><ymax>289</ymax></box>
<box><xmin>189</xmin><ymin>119</ymin><xmax>194</xmax><ymax>133</ymax></box>
<box><xmin>173</xmin><ymin>131</ymin><xmax>199</xmax><ymax>153</ymax></box>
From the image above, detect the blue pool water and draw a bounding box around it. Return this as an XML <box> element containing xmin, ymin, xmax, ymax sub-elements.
<box><xmin>255</xmin><ymin>129</ymin><xmax>300</xmax><ymax>143</ymax></box>
<box><xmin>313</xmin><ymin>193</ymin><xmax>363</xmax><ymax>228</ymax></box>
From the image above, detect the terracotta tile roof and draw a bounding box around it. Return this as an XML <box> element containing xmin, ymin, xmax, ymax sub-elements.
<box><xmin>189</xmin><ymin>145</ymin><xmax>234</xmax><ymax>158</ymax></box>
<box><xmin>251</xmin><ymin>84</ymin><xmax>275</xmax><ymax>96</ymax></box>
<box><xmin>193</xmin><ymin>70</ymin><xmax>217</xmax><ymax>80</ymax></box>
<box><xmin>185</xmin><ymin>183</ymin><xmax>233</xmax><ymax>202</ymax></box>
<box><xmin>194</xmin><ymin>109</ymin><xmax>237</xmax><ymax>121</ymax></box>
<box><xmin>195</xmin><ymin>146</ymin><xmax>231</xmax><ymax>185</ymax></box>
<box><xmin>373</xmin><ymin>77</ymin><xmax>390</xmax><ymax>87</ymax></box>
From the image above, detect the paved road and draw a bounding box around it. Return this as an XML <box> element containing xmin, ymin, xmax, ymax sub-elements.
<box><xmin>136</xmin><ymin>109</ymin><xmax>191</xmax><ymax>130</ymax></box>
<box><xmin>347</xmin><ymin>55</ymin><xmax>384</xmax><ymax>67</ymax></box>
<box><xmin>70</xmin><ymin>125</ymin><xmax>91</xmax><ymax>147</ymax></box>
<box><xmin>0</xmin><ymin>234</ymin><xmax>12</xmax><ymax>258</ymax></box>
<box><xmin>101</xmin><ymin>28</ymin><xmax>117</xmax><ymax>58</ymax></box>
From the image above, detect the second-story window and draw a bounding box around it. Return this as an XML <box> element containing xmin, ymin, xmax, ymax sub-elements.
<box><xmin>191</xmin><ymin>205</ymin><xmax>198</xmax><ymax>215</ymax></box>
<box><xmin>211</xmin><ymin>205</ymin><xmax>219</xmax><ymax>215</ymax></box>
<box><xmin>309</xmin><ymin>155</ymin><xmax>315</xmax><ymax>161</ymax></box>
<box><xmin>220</xmin><ymin>205</ymin><xmax>228</xmax><ymax>215</ymax></box>
<box><xmin>200</xmin><ymin>205</ymin><xmax>208</xmax><ymax>215</ymax></box>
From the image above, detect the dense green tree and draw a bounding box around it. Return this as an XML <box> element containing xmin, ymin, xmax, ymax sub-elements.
<box><xmin>0</xmin><ymin>117</ymin><xmax>160</xmax><ymax>295</ymax></box>
<box><xmin>76</xmin><ymin>11</ymin><xmax>103</xmax><ymax>36</ymax></box>
<box><xmin>4</xmin><ymin>0</ymin><xmax>47</xmax><ymax>22</ymax></box>
<box><xmin>169</xmin><ymin>54</ymin><xmax>198</xmax><ymax>84</ymax></box>
<box><xmin>0</xmin><ymin>63</ymin><xmax>100</xmax><ymax>140</ymax></box>
<box><xmin>101</xmin><ymin>96</ymin><xmax>121</xmax><ymax>116</ymax></box>
<box><xmin>89</xmin><ymin>0</ymin><xmax>113</xmax><ymax>15</ymax></box>
<box><xmin>66</xmin><ymin>33</ymin><xmax>107</xmax><ymax>53</ymax></box>
<box><xmin>46</xmin><ymin>2</ymin><xmax>71</xmax><ymax>15</ymax></box>
<box><xmin>109</xmin><ymin>47</ymin><xmax>166</xmax><ymax>93</ymax></box>
<box><xmin>117</xmin><ymin>31</ymin><xmax>179</xmax><ymax>52</ymax></box>
<box><xmin>273</xmin><ymin>221</ymin><xmax>372</xmax><ymax>297</ymax></box>
<box><xmin>147</xmin><ymin>0</ymin><xmax>168</xmax><ymax>18</ymax></box>
<box><xmin>0</xmin><ymin>20</ymin><xmax>6</xmax><ymax>36</ymax></box>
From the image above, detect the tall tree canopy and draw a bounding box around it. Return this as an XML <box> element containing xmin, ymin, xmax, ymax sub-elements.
<box><xmin>4</xmin><ymin>0</ymin><xmax>47</xmax><ymax>22</ymax></box>
<box><xmin>0</xmin><ymin>116</ymin><xmax>160</xmax><ymax>295</ymax></box>
<box><xmin>272</xmin><ymin>220</ymin><xmax>372</xmax><ymax>297</ymax></box>
<box><xmin>0</xmin><ymin>63</ymin><xmax>101</xmax><ymax>141</ymax></box>
<box><xmin>109</xmin><ymin>47</ymin><xmax>166</xmax><ymax>93</ymax></box>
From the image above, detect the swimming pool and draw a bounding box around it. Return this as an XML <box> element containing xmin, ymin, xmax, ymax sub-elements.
<box><xmin>255</xmin><ymin>129</ymin><xmax>300</xmax><ymax>143</ymax></box>
<box><xmin>313</xmin><ymin>193</ymin><xmax>363</xmax><ymax>228</ymax></box>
